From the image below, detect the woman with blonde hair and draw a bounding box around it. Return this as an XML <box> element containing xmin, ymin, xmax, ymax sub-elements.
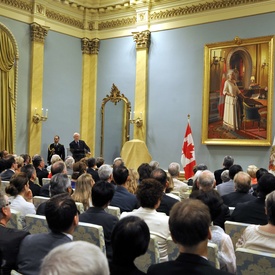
<box><xmin>71</xmin><ymin>173</ymin><xmax>94</xmax><ymax>210</ymax></box>
<box><xmin>127</xmin><ymin>168</ymin><xmax>139</xmax><ymax>194</ymax></box>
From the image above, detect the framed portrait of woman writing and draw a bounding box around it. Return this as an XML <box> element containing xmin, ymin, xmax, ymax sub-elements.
<box><xmin>202</xmin><ymin>35</ymin><xmax>274</xmax><ymax>146</ymax></box>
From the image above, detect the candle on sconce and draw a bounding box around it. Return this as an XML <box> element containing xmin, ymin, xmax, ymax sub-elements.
<box><xmin>46</xmin><ymin>109</ymin><xmax>48</xmax><ymax>117</ymax></box>
<box><xmin>133</xmin><ymin>111</ymin><xmax>135</xmax><ymax>119</ymax></box>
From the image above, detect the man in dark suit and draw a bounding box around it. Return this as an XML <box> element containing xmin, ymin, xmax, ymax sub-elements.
<box><xmin>21</xmin><ymin>164</ymin><xmax>41</xmax><ymax>196</ymax></box>
<box><xmin>222</xmin><ymin>171</ymin><xmax>256</xmax><ymax>207</ymax></box>
<box><xmin>87</xmin><ymin>157</ymin><xmax>100</xmax><ymax>182</ymax></box>
<box><xmin>147</xmin><ymin>199</ymin><xmax>231</xmax><ymax>275</ymax></box>
<box><xmin>231</xmin><ymin>173</ymin><xmax>275</xmax><ymax>225</ymax></box>
<box><xmin>110</xmin><ymin>165</ymin><xmax>138</xmax><ymax>213</ymax></box>
<box><xmin>17</xmin><ymin>193</ymin><xmax>78</xmax><ymax>275</ymax></box>
<box><xmin>151</xmin><ymin>168</ymin><xmax>178</xmax><ymax>216</ymax></box>
<box><xmin>0</xmin><ymin>192</ymin><xmax>29</xmax><ymax>275</ymax></box>
<box><xmin>47</xmin><ymin>135</ymin><xmax>65</xmax><ymax>164</ymax></box>
<box><xmin>0</xmin><ymin>155</ymin><xmax>17</xmax><ymax>181</ymax></box>
<box><xmin>214</xmin><ymin>155</ymin><xmax>234</xmax><ymax>185</ymax></box>
<box><xmin>32</xmin><ymin>155</ymin><xmax>48</xmax><ymax>186</ymax></box>
<box><xmin>69</xmin><ymin>132</ymin><xmax>90</xmax><ymax>162</ymax></box>
<box><xmin>79</xmin><ymin>180</ymin><xmax>118</xmax><ymax>260</ymax></box>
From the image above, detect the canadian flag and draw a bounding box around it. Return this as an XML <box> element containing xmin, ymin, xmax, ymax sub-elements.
<box><xmin>181</xmin><ymin>119</ymin><xmax>196</xmax><ymax>180</ymax></box>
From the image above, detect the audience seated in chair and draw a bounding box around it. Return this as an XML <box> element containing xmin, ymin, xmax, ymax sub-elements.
<box><xmin>40</xmin><ymin>240</ymin><xmax>109</xmax><ymax>275</ymax></box>
<box><xmin>137</xmin><ymin>163</ymin><xmax>153</xmax><ymax>184</ymax></box>
<box><xmin>70</xmin><ymin>161</ymin><xmax>87</xmax><ymax>189</ymax></box>
<box><xmin>110</xmin><ymin>165</ymin><xmax>138</xmax><ymax>213</ymax></box>
<box><xmin>17</xmin><ymin>193</ymin><xmax>78</xmax><ymax>275</ymax></box>
<box><xmin>109</xmin><ymin>216</ymin><xmax>150</xmax><ymax>275</ymax></box>
<box><xmin>98</xmin><ymin>164</ymin><xmax>113</xmax><ymax>182</ymax></box>
<box><xmin>0</xmin><ymin>191</ymin><xmax>29</xmax><ymax>275</ymax></box>
<box><xmin>5</xmin><ymin>173</ymin><xmax>36</xmax><ymax>230</ymax></box>
<box><xmin>21</xmin><ymin>164</ymin><xmax>41</xmax><ymax>197</ymax></box>
<box><xmin>36</xmin><ymin>173</ymin><xmax>72</xmax><ymax>215</ymax></box>
<box><xmin>236</xmin><ymin>190</ymin><xmax>275</xmax><ymax>252</ymax></box>
<box><xmin>32</xmin><ymin>155</ymin><xmax>48</xmax><ymax>186</ymax></box>
<box><xmin>165</xmin><ymin>173</ymin><xmax>180</xmax><ymax>201</ymax></box>
<box><xmin>147</xmin><ymin>199</ymin><xmax>231</xmax><ymax>275</ymax></box>
<box><xmin>231</xmin><ymin>173</ymin><xmax>275</xmax><ymax>225</ymax></box>
<box><xmin>71</xmin><ymin>173</ymin><xmax>94</xmax><ymax>210</ymax></box>
<box><xmin>0</xmin><ymin>155</ymin><xmax>17</xmax><ymax>181</ymax></box>
<box><xmin>168</xmin><ymin>162</ymin><xmax>188</xmax><ymax>194</ymax></box>
<box><xmin>79</xmin><ymin>180</ymin><xmax>118</xmax><ymax>260</ymax></box>
<box><xmin>120</xmin><ymin>178</ymin><xmax>170</xmax><ymax>262</ymax></box>
<box><xmin>214</xmin><ymin>155</ymin><xmax>234</xmax><ymax>186</ymax></box>
<box><xmin>222</xmin><ymin>171</ymin><xmax>256</xmax><ymax>207</ymax></box>
<box><xmin>151</xmin><ymin>168</ymin><xmax>178</xmax><ymax>216</ymax></box>
<box><xmin>190</xmin><ymin>190</ymin><xmax>236</xmax><ymax>273</ymax></box>
<box><xmin>64</xmin><ymin>156</ymin><xmax>75</xmax><ymax>176</ymax></box>
<box><xmin>87</xmin><ymin>157</ymin><xmax>100</xmax><ymax>182</ymax></box>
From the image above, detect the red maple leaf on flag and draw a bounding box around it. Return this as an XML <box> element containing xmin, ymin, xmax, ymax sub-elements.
<box><xmin>185</xmin><ymin>143</ymin><xmax>194</xmax><ymax>159</ymax></box>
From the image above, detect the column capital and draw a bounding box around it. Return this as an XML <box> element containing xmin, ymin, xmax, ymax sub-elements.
<box><xmin>30</xmin><ymin>23</ymin><xmax>49</xmax><ymax>43</ymax></box>
<box><xmin>81</xmin><ymin>38</ymin><xmax>100</xmax><ymax>54</ymax></box>
<box><xmin>132</xmin><ymin>30</ymin><xmax>151</xmax><ymax>49</ymax></box>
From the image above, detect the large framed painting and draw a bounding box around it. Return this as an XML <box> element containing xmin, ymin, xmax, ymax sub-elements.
<box><xmin>202</xmin><ymin>36</ymin><xmax>274</xmax><ymax>146</ymax></box>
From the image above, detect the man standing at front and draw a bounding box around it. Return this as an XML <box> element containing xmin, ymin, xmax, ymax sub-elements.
<box><xmin>47</xmin><ymin>135</ymin><xmax>65</xmax><ymax>164</ymax></box>
<box><xmin>69</xmin><ymin>132</ymin><xmax>90</xmax><ymax>162</ymax></box>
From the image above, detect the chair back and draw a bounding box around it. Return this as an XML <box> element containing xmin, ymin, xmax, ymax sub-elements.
<box><xmin>225</xmin><ymin>221</ymin><xmax>250</xmax><ymax>249</ymax></box>
<box><xmin>106</xmin><ymin>205</ymin><xmax>120</xmax><ymax>218</ymax></box>
<box><xmin>73</xmin><ymin>222</ymin><xmax>106</xmax><ymax>255</ymax></box>
<box><xmin>135</xmin><ymin>235</ymin><xmax>160</xmax><ymax>273</ymax></box>
<box><xmin>25</xmin><ymin>214</ymin><xmax>49</xmax><ymax>234</ymax></box>
<box><xmin>42</xmin><ymin>178</ymin><xmax>51</xmax><ymax>186</ymax></box>
<box><xmin>33</xmin><ymin>196</ymin><xmax>50</xmax><ymax>209</ymax></box>
<box><xmin>7</xmin><ymin>209</ymin><xmax>23</xmax><ymax>230</ymax></box>
<box><xmin>229</xmin><ymin>207</ymin><xmax>235</xmax><ymax>215</ymax></box>
<box><xmin>236</xmin><ymin>247</ymin><xmax>275</xmax><ymax>275</ymax></box>
<box><xmin>75</xmin><ymin>202</ymin><xmax>84</xmax><ymax>214</ymax></box>
<box><xmin>207</xmin><ymin>242</ymin><xmax>220</xmax><ymax>269</ymax></box>
<box><xmin>0</xmin><ymin>180</ymin><xmax>9</xmax><ymax>194</ymax></box>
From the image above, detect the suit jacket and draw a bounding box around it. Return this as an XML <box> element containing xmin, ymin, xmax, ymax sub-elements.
<box><xmin>0</xmin><ymin>226</ymin><xmax>29</xmax><ymax>275</ymax></box>
<box><xmin>230</xmin><ymin>197</ymin><xmax>267</xmax><ymax>225</ymax></box>
<box><xmin>110</xmin><ymin>185</ymin><xmax>138</xmax><ymax>213</ymax></box>
<box><xmin>29</xmin><ymin>180</ymin><xmax>41</xmax><ymax>197</ymax></box>
<box><xmin>47</xmin><ymin>143</ymin><xmax>65</xmax><ymax>164</ymax></box>
<box><xmin>157</xmin><ymin>193</ymin><xmax>178</xmax><ymax>216</ymax></box>
<box><xmin>0</xmin><ymin>169</ymin><xmax>15</xmax><ymax>181</ymax></box>
<box><xmin>222</xmin><ymin>191</ymin><xmax>256</xmax><ymax>207</ymax></box>
<box><xmin>35</xmin><ymin>167</ymin><xmax>49</xmax><ymax>186</ymax></box>
<box><xmin>214</xmin><ymin>168</ymin><xmax>227</xmax><ymax>185</ymax></box>
<box><xmin>17</xmin><ymin>232</ymin><xmax>71</xmax><ymax>275</ymax></box>
<box><xmin>217</xmin><ymin>180</ymin><xmax>234</xmax><ymax>197</ymax></box>
<box><xmin>109</xmin><ymin>261</ymin><xmax>146</xmax><ymax>275</ymax></box>
<box><xmin>69</xmin><ymin>140</ymin><xmax>90</xmax><ymax>162</ymax></box>
<box><xmin>87</xmin><ymin>167</ymin><xmax>100</xmax><ymax>182</ymax></box>
<box><xmin>147</xmin><ymin>253</ymin><xmax>231</xmax><ymax>275</ymax></box>
<box><xmin>79</xmin><ymin>207</ymin><xmax>118</xmax><ymax>259</ymax></box>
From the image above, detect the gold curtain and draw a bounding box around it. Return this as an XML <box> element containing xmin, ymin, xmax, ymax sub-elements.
<box><xmin>0</xmin><ymin>29</ymin><xmax>16</xmax><ymax>153</ymax></box>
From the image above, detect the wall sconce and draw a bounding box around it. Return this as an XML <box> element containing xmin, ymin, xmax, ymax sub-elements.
<box><xmin>33</xmin><ymin>108</ymin><xmax>48</xmax><ymax>124</ymax></box>
<box><xmin>211</xmin><ymin>50</ymin><xmax>225</xmax><ymax>67</ymax></box>
<box><xmin>129</xmin><ymin>111</ymin><xmax>143</xmax><ymax>128</ymax></box>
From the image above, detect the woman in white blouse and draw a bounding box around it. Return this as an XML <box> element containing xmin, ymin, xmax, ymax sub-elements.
<box><xmin>5</xmin><ymin>172</ymin><xmax>36</xmax><ymax>229</ymax></box>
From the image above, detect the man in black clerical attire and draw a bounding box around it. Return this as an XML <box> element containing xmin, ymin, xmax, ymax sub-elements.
<box><xmin>69</xmin><ymin>132</ymin><xmax>90</xmax><ymax>162</ymax></box>
<box><xmin>47</xmin><ymin>135</ymin><xmax>65</xmax><ymax>164</ymax></box>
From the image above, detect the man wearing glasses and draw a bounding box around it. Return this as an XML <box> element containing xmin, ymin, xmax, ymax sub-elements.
<box><xmin>0</xmin><ymin>191</ymin><xmax>29</xmax><ymax>275</ymax></box>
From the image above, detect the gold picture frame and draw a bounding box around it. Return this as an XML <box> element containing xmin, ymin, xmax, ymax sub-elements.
<box><xmin>202</xmin><ymin>36</ymin><xmax>274</xmax><ymax>146</ymax></box>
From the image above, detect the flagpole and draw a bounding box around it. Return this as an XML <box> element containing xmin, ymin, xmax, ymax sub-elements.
<box><xmin>187</xmin><ymin>114</ymin><xmax>190</xmax><ymax>122</ymax></box>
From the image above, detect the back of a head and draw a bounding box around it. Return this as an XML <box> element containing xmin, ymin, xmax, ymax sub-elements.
<box><xmin>32</xmin><ymin>155</ymin><xmax>42</xmax><ymax>168</ymax></box>
<box><xmin>65</xmin><ymin>156</ymin><xmax>75</xmax><ymax>169</ymax></box>
<box><xmin>247</xmin><ymin>165</ymin><xmax>258</xmax><ymax>178</ymax></box>
<box><xmin>98</xmin><ymin>164</ymin><xmax>112</xmax><ymax>181</ymax></box>
<box><xmin>229</xmin><ymin>164</ymin><xmax>243</xmax><ymax>180</ymax></box>
<box><xmin>190</xmin><ymin>190</ymin><xmax>223</xmax><ymax>221</ymax></box>
<box><xmin>50</xmin><ymin>154</ymin><xmax>61</xmax><ymax>165</ymax></box>
<box><xmin>92</xmin><ymin>180</ymin><xmax>115</xmax><ymax>207</ymax></box>
<box><xmin>257</xmin><ymin>173</ymin><xmax>275</xmax><ymax>198</ymax></box>
<box><xmin>51</xmin><ymin>161</ymin><xmax>66</xmax><ymax>175</ymax></box>
<box><xmin>72</xmin><ymin>161</ymin><xmax>87</xmax><ymax>180</ymax></box>
<box><xmin>137</xmin><ymin>163</ymin><xmax>153</xmax><ymax>182</ymax></box>
<box><xmin>168</xmin><ymin>162</ymin><xmax>180</xmax><ymax>177</ymax></box>
<box><xmin>169</xmin><ymin>199</ymin><xmax>211</xmax><ymax>247</ymax></box>
<box><xmin>40</xmin><ymin>241</ymin><xmax>109</xmax><ymax>275</ymax></box>
<box><xmin>113</xmin><ymin>157</ymin><xmax>124</xmax><ymax>168</ymax></box>
<box><xmin>45</xmin><ymin>193</ymin><xmax>77</xmax><ymax>233</ymax></box>
<box><xmin>96</xmin><ymin>157</ymin><xmax>104</xmax><ymax>168</ymax></box>
<box><xmin>265</xmin><ymin>191</ymin><xmax>275</xmax><ymax>225</ymax></box>
<box><xmin>223</xmin><ymin>155</ymin><xmax>234</xmax><ymax>168</ymax></box>
<box><xmin>221</xmin><ymin>169</ymin><xmax>230</xmax><ymax>182</ymax></box>
<box><xmin>150</xmin><ymin>168</ymin><xmax>167</xmax><ymax>188</ymax></box>
<box><xmin>111</xmin><ymin>216</ymin><xmax>150</xmax><ymax>264</ymax></box>
<box><xmin>5</xmin><ymin>172</ymin><xmax>28</xmax><ymax>196</ymax></box>
<box><xmin>49</xmin><ymin>173</ymin><xmax>71</xmax><ymax>197</ymax></box>
<box><xmin>87</xmin><ymin>157</ymin><xmax>96</xmax><ymax>168</ymax></box>
<box><xmin>113</xmin><ymin>165</ymin><xmax>128</xmax><ymax>185</ymax></box>
<box><xmin>4</xmin><ymin>155</ymin><xmax>15</xmax><ymax>169</ymax></box>
<box><xmin>20</xmin><ymin>164</ymin><xmax>35</xmax><ymax>180</ymax></box>
<box><xmin>197</xmin><ymin>163</ymin><xmax>208</xmax><ymax>171</ymax></box>
<box><xmin>198</xmin><ymin>170</ymin><xmax>215</xmax><ymax>191</ymax></box>
<box><xmin>149</xmin><ymin>160</ymin><xmax>160</xmax><ymax>170</ymax></box>
<box><xmin>256</xmin><ymin>168</ymin><xmax>268</xmax><ymax>181</ymax></box>
<box><xmin>234</xmin><ymin>171</ymin><xmax>251</xmax><ymax>193</ymax></box>
<box><xmin>136</xmin><ymin>178</ymin><xmax>164</xmax><ymax>208</ymax></box>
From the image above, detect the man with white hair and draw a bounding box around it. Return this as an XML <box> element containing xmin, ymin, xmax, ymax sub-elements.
<box><xmin>40</xmin><ymin>241</ymin><xmax>109</xmax><ymax>275</ymax></box>
<box><xmin>98</xmin><ymin>164</ymin><xmax>113</xmax><ymax>183</ymax></box>
<box><xmin>197</xmin><ymin>170</ymin><xmax>216</xmax><ymax>191</ymax></box>
<box><xmin>69</xmin><ymin>132</ymin><xmax>90</xmax><ymax>162</ymax></box>
<box><xmin>168</xmin><ymin>162</ymin><xmax>188</xmax><ymax>193</ymax></box>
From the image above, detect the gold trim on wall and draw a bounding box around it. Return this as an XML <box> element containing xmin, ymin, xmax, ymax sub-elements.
<box><xmin>202</xmin><ymin>35</ymin><xmax>274</xmax><ymax>146</ymax></box>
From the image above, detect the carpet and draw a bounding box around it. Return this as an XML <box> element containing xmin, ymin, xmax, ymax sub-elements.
<box><xmin>208</xmin><ymin>120</ymin><xmax>266</xmax><ymax>140</ymax></box>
